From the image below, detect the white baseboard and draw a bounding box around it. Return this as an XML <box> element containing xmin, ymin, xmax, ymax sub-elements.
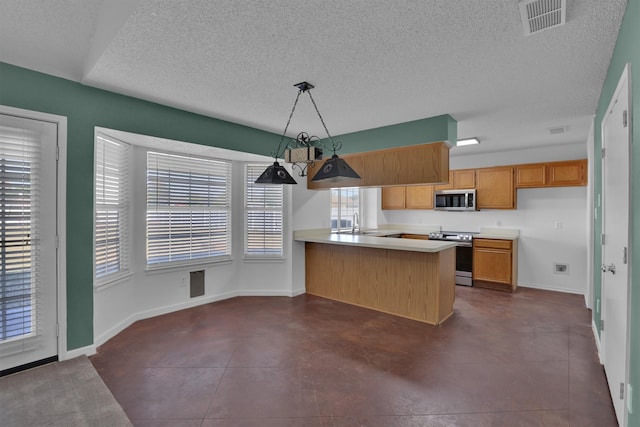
<box><xmin>592</xmin><ymin>319</ymin><xmax>603</xmax><ymax>364</ymax></box>
<box><xmin>518</xmin><ymin>282</ymin><xmax>586</xmax><ymax>296</ymax></box>
<box><xmin>60</xmin><ymin>344</ymin><xmax>97</xmax><ymax>360</ymax></box>
<box><xmin>91</xmin><ymin>289</ymin><xmax>307</xmax><ymax>351</ymax></box>
<box><xmin>291</xmin><ymin>287</ymin><xmax>306</xmax><ymax>296</ymax></box>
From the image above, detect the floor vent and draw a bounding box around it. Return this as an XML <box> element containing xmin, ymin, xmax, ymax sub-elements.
<box><xmin>519</xmin><ymin>0</ymin><xmax>566</xmax><ymax>36</ymax></box>
<box><xmin>190</xmin><ymin>270</ymin><xmax>205</xmax><ymax>298</ymax></box>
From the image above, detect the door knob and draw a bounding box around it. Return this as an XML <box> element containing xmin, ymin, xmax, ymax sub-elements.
<box><xmin>601</xmin><ymin>263</ymin><xmax>616</xmax><ymax>275</ymax></box>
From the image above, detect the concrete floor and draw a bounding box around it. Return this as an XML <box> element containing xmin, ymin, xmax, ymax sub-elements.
<box><xmin>90</xmin><ymin>286</ymin><xmax>617</xmax><ymax>426</ymax></box>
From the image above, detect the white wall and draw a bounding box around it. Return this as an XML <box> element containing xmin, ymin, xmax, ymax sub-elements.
<box><xmin>93</xmin><ymin>138</ymin><xmax>591</xmax><ymax>348</ymax></box>
<box><xmin>379</xmin><ymin>143</ymin><xmax>590</xmax><ymax>294</ymax></box>
<box><xmin>379</xmin><ymin>186</ymin><xmax>588</xmax><ymax>294</ymax></box>
<box><xmin>93</xmin><ymin>139</ymin><xmax>297</xmax><ymax>347</ymax></box>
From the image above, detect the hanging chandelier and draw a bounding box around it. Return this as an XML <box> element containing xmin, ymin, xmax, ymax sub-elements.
<box><xmin>255</xmin><ymin>82</ymin><xmax>361</xmax><ymax>184</ymax></box>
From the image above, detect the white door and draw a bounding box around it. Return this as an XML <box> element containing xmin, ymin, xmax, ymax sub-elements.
<box><xmin>601</xmin><ymin>63</ymin><xmax>631</xmax><ymax>426</ymax></box>
<box><xmin>0</xmin><ymin>113</ymin><xmax>58</xmax><ymax>372</ymax></box>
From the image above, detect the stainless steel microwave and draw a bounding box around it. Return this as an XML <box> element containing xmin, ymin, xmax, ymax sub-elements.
<box><xmin>434</xmin><ymin>189</ymin><xmax>477</xmax><ymax>211</ymax></box>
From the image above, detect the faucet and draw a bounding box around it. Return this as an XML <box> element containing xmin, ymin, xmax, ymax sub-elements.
<box><xmin>351</xmin><ymin>212</ymin><xmax>360</xmax><ymax>234</ymax></box>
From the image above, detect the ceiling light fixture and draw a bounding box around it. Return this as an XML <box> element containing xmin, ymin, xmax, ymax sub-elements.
<box><xmin>255</xmin><ymin>82</ymin><xmax>360</xmax><ymax>184</ymax></box>
<box><xmin>457</xmin><ymin>137</ymin><xmax>480</xmax><ymax>146</ymax></box>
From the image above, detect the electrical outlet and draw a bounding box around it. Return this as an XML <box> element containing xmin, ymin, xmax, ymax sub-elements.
<box><xmin>554</xmin><ymin>221</ymin><xmax>563</xmax><ymax>229</ymax></box>
<box><xmin>179</xmin><ymin>276</ymin><xmax>187</xmax><ymax>288</ymax></box>
<box><xmin>496</xmin><ymin>220</ymin><xmax>502</xmax><ymax>227</ymax></box>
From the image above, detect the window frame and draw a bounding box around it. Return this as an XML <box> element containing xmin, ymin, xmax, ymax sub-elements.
<box><xmin>145</xmin><ymin>150</ymin><xmax>232</xmax><ymax>270</ymax></box>
<box><xmin>330</xmin><ymin>187</ymin><xmax>361</xmax><ymax>233</ymax></box>
<box><xmin>244</xmin><ymin>164</ymin><xmax>285</xmax><ymax>259</ymax></box>
<box><xmin>94</xmin><ymin>133</ymin><xmax>131</xmax><ymax>287</ymax></box>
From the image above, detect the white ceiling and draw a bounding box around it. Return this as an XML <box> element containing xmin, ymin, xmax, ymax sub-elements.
<box><xmin>0</xmin><ymin>0</ymin><xmax>628</xmax><ymax>156</ymax></box>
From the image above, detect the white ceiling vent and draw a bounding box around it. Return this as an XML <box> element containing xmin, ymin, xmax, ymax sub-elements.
<box><xmin>519</xmin><ymin>0</ymin><xmax>566</xmax><ymax>36</ymax></box>
<box><xmin>548</xmin><ymin>125</ymin><xmax>568</xmax><ymax>135</ymax></box>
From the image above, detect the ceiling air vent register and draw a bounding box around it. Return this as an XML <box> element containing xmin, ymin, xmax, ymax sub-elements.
<box><xmin>519</xmin><ymin>0</ymin><xmax>566</xmax><ymax>36</ymax></box>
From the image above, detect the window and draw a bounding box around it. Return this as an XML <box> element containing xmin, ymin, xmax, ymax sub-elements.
<box><xmin>330</xmin><ymin>188</ymin><xmax>360</xmax><ymax>232</ymax></box>
<box><xmin>95</xmin><ymin>133</ymin><xmax>130</xmax><ymax>281</ymax></box>
<box><xmin>0</xmin><ymin>124</ymin><xmax>41</xmax><ymax>342</ymax></box>
<box><xmin>244</xmin><ymin>164</ymin><xmax>284</xmax><ymax>257</ymax></box>
<box><xmin>146</xmin><ymin>151</ymin><xmax>231</xmax><ymax>266</ymax></box>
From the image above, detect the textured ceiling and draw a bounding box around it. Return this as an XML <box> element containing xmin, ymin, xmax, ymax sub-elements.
<box><xmin>0</xmin><ymin>0</ymin><xmax>628</xmax><ymax>156</ymax></box>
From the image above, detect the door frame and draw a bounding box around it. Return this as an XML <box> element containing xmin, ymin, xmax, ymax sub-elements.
<box><xmin>599</xmin><ymin>62</ymin><xmax>633</xmax><ymax>424</ymax></box>
<box><xmin>0</xmin><ymin>105</ymin><xmax>68</xmax><ymax>361</ymax></box>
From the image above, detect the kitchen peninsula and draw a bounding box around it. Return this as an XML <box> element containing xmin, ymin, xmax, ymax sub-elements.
<box><xmin>294</xmin><ymin>230</ymin><xmax>457</xmax><ymax>325</ymax></box>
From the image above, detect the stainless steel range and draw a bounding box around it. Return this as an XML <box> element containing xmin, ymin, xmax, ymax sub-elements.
<box><xmin>428</xmin><ymin>231</ymin><xmax>477</xmax><ymax>286</ymax></box>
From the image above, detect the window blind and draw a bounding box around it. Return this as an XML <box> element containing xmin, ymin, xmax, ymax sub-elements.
<box><xmin>95</xmin><ymin>134</ymin><xmax>130</xmax><ymax>280</ymax></box>
<box><xmin>0</xmin><ymin>124</ymin><xmax>40</xmax><ymax>343</ymax></box>
<box><xmin>245</xmin><ymin>165</ymin><xmax>283</xmax><ymax>257</ymax></box>
<box><xmin>147</xmin><ymin>151</ymin><xmax>232</xmax><ymax>266</ymax></box>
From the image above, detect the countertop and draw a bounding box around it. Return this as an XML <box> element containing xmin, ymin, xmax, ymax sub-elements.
<box><xmin>294</xmin><ymin>230</ymin><xmax>456</xmax><ymax>253</ymax></box>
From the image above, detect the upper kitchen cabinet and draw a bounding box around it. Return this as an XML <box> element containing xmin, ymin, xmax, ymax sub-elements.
<box><xmin>405</xmin><ymin>185</ymin><xmax>434</xmax><ymax>209</ymax></box>
<box><xmin>382</xmin><ymin>185</ymin><xmax>434</xmax><ymax>210</ymax></box>
<box><xmin>515</xmin><ymin>159</ymin><xmax>587</xmax><ymax>188</ymax></box>
<box><xmin>434</xmin><ymin>169</ymin><xmax>476</xmax><ymax>191</ymax></box>
<box><xmin>307</xmin><ymin>142</ymin><xmax>449</xmax><ymax>190</ymax></box>
<box><xmin>476</xmin><ymin>166</ymin><xmax>516</xmax><ymax>209</ymax></box>
<box><xmin>381</xmin><ymin>186</ymin><xmax>406</xmax><ymax>210</ymax></box>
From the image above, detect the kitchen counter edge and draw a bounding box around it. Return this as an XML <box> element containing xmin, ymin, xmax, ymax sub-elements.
<box><xmin>293</xmin><ymin>230</ymin><xmax>457</xmax><ymax>253</ymax></box>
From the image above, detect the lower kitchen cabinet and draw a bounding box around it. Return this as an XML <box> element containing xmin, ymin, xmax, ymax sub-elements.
<box><xmin>473</xmin><ymin>238</ymin><xmax>518</xmax><ymax>292</ymax></box>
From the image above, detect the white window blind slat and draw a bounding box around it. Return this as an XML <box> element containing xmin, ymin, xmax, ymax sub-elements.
<box><xmin>95</xmin><ymin>134</ymin><xmax>130</xmax><ymax>281</ymax></box>
<box><xmin>0</xmin><ymin>125</ymin><xmax>40</xmax><ymax>343</ymax></box>
<box><xmin>244</xmin><ymin>165</ymin><xmax>283</xmax><ymax>257</ymax></box>
<box><xmin>146</xmin><ymin>152</ymin><xmax>231</xmax><ymax>266</ymax></box>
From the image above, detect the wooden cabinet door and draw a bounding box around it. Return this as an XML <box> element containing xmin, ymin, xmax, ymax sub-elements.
<box><xmin>381</xmin><ymin>186</ymin><xmax>405</xmax><ymax>209</ymax></box>
<box><xmin>516</xmin><ymin>163</ymin><xmax>546</xmax><ymax>188</ymax></box>
<box><xmin>405</xmin><ymin>185</ymin><xmax>434</xmax><ymax>209</ymax></box>
<box><xmin>473</xmin><ymin>246</ymin><xmax>512</xmax><ymax>284</ymax></box>
<box><xmin>434</xmin><ymin>171</ymin><xmax>454</xmax><ymax>191</ymax></box>
<box><xmin>453</xmin><ymin>169</ymin><xmax>476</xmax><ymax>189</ymax></box>
<box><xmin>473</xmin><ymin>238</ymin><xmax>517</xmax><ymax>292</ymax></box>
<box><xmin>476</xmin><ymin>167</ymin><xmax>515</xmax><ymax>209</ymax></box>
<box><xmin>548</xmin><ymin>160</ymin><xmax>587</xmax><ymax>186</ymax></box>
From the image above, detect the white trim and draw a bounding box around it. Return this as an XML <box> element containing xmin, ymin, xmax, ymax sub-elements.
<box><xmin>600</xmin><ymin>62</ymin><xmax>632</xmax><ymax>427</ymax></box>
<box><xmin>0</xmin><ymin>105</ymin><xmax>68</xmax><ymax>364</ymax></box>
<box><xmin>64</xmin><ymin>344</ymin><xmax>97</xmax><ymax>359</ymax></box>
<box><xmin>516</xmin><ymin>282</ymin><xmax>585</xmax><ymax>296</ymax></box>
<box><xmin>592</xmin><ymin>319</ymin><xmax>603</xmax><ymax>364</ymax></box>
<box><xmin>145</xmin><ymin>256</ymin><xmax>233</xmax><ymax>274</ymax></box>
<box><xmin>93</xmin><ymin>288</ymin><xmax>304</xmax><ymax>348</ymax></box>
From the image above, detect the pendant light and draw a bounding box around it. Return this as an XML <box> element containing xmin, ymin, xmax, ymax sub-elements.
<box><xmin>255</xmin><ymin>81</ymin><xmax>360</xmax><ymax>184</ymax></box>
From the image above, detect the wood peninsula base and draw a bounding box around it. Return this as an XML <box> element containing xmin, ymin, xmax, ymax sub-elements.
<box><xmin>305</xmin><ymin>242</ymin><xmax>456</xmax><ymax>325</ymax></box>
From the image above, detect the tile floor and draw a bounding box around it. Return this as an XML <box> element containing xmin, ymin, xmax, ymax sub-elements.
<box><xmin>90</xmin><ymin>286</ymin><xmax>617</xmax><ymax>426</ymax></box>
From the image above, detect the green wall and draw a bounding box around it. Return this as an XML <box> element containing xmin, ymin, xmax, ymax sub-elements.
<box><xmin>0</xmin><ymin>62</ymin><xmax>453</xmax><ymax>350</ymax></box>
<box><xmin>592</xmin><ymin>1</ymin><xmax>638</xmax><ymax>424</ymax></box>
<box><xmin>329</xmin><ymin>114</ymin><xmax>456</xmax><ymax>154</ymax></box>
<box><xmin>0</xmin><ymin>62</ymin><xmax>283</xmax><ymax>349</ymax></box>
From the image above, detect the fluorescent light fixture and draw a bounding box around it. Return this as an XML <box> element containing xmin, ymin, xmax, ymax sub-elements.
<box><xmin>457</xmin><ymin>137</ymin><xmax>480</xmax><ymax>146</ymax></box>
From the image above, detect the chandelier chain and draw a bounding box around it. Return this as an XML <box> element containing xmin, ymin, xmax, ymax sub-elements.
<box><xmin>274</xmin><ymin>89</ymin><xmax>302</xmax><ymax>158</ymax></box>
<box><xmin>307</xmin><ymin>91</ymin><xmax>341</xmax><ymax>154</ymax></box>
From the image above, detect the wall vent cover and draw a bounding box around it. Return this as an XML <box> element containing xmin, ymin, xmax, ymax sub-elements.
<box><xmin>548</xmin><ymin>125</ymin><xmax>568</xmax><ymax>135</ymax></box>
<box><xmin>519</xmin><ymin>0</ymin><xmax>566</xmax><ymax>36</ymax></box>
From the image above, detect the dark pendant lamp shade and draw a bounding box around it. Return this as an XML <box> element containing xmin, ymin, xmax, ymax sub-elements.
<box><xmin>254</xmin><ymin>161</ymin><xmax>297</xmax><ymax>184</ymax></box>
<box><xmin>311</xmin><ymin>155</ymin><xmax>361</xmax><ymax>182</ymax></box>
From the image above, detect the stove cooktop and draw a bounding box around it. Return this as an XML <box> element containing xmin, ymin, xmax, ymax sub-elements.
<box><xmin>428</xmin><ymin>231</ymin><xmax>477</xmax><ymax>242</ymax></box>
